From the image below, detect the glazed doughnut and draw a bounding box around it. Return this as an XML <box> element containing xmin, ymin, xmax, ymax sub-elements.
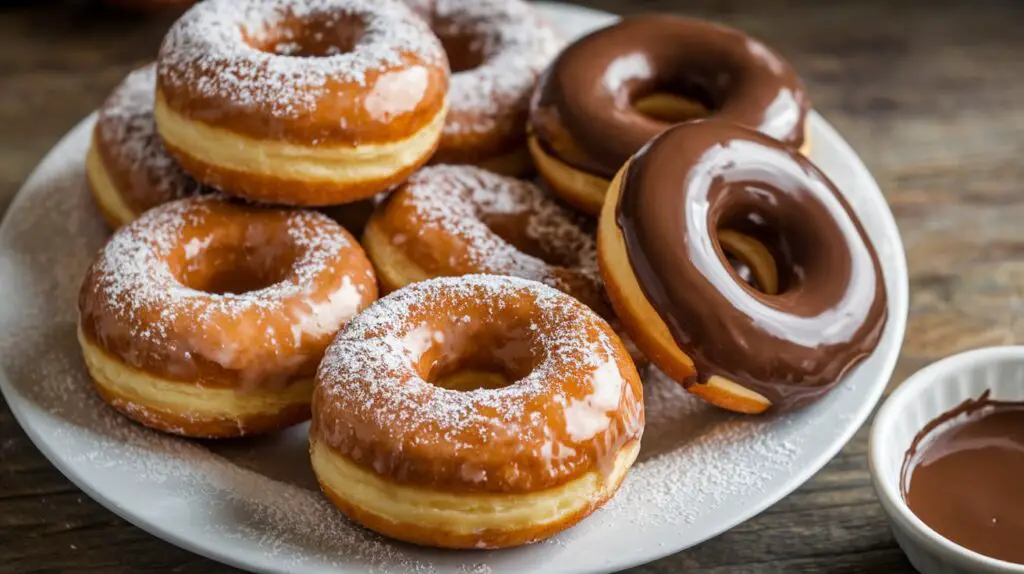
<box><xmin>599</xmin><ymin>121</ymin><xmax>886</xmax><ymax>414</ymax></box>
<box><xmin>363</xmin><ymin>165</ymin><xmax>601</xmax><ymax>302</ymax></box>
<box><xmin>311</xmin><ymin>275</ymin><xmax>643</xmax><ymax>548</ymax></box>
<box><xmin>530</xmin><ymin>15</ymin><xmax>811</xmax><ymax>215</ymax></box>
<box><xmin>155</xmin><ymin>0</ymin><xmax>448</xmax><ymax>206</ymax></box>
<box><xmin>414</xmin><ymin>0</ymin><xmax>561</xmax><ymax>175</ymax></box>
<box><xmin>78</xmin><ymin>196</ymin><xmax>378</xmax><ymax>437</ymax></box>
<box><xmin>362</xmin><ymin>165</ymin><xmax>646</xmax><ymax>363</ymax></box>
<box><xmin>87</xmin><ymin>64</ymin><xmax>206</xmax><ymax>229</ymax></box>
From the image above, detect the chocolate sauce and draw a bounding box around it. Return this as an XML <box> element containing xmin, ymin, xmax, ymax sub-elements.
<box><xmin>530</xmin><ymin>14</ymin><xmax>810</xmax><ymax>178</ymax></box>
<box><xmin>902</xmin><ymin>392</ymin><xmax>1024</xmax><ymax>564</ymax></box>
<box><xmin>615</xmin><ymin>120</ymin><xmax>887</xmax><ymax>410</ymax></box>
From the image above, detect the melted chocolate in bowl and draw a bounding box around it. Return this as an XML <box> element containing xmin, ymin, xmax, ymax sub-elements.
<box><xmin>616</xmin><ymin>120</ymin><xmax>887</xmax><ymax>409</ymax></box>
<box><xmin>902</xmin><ymin>391</ymin><xmax>1024</xmax><ymax>565</ymax></box>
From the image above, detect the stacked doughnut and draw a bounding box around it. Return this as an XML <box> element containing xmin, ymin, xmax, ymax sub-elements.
<box><xmin>77</xmin><ymin>0</ymin><xmax>888</xmax><ymax>551</ymax></box>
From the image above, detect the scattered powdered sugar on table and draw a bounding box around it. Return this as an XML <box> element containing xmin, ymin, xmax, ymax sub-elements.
<box><xmin>158</xmin><ymin>0</ymin><xmax>444</xmax><ymax>118</ymax></box>
<box><xmin>0</xmin><ymin>117</ymin><xmax>814</xmax><ymax>572</ymax></box>
<box><xmin>429</xmin><ymin>0</ymin><xmax>563</xmax><ymax>135</ymax></box>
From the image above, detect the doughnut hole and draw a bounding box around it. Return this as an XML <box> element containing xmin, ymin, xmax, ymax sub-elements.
<box><xmin>169</xmin><ymin>220</ymin><xmax>299</xmax><ymax>295</ymax></box>
<box><xmin>633</xmin><ymin>92</ymin><xmax>710</xmax><ymax>124</ymax></box>
<box><xmin>410</xmin><ymin>311</ymin><xmax>542</xmax><ymax>393</ymax></box>
<box><xmin>628</xmin><ymin>67</ymin><xmax>737</xmax><ymax>123</ymax></box>
<box><xmin>244</xmin><ymin>12</ymin><xmax>365</xmax><ymax>58</ymax></box>
<box><xmin>716</xmin><ymin>209</ymin><xmax>799</xmax><ymax>297</ymax></box>
<box><xmin>718</xmin><ymin>230</ymin><xmax>781</xmax><ymax>295</ymax></box>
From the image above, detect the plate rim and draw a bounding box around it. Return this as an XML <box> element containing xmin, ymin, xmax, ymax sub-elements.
<box><xmin>0</xmin><ymin>4</ymin><xmax>909</xmax><ymax>572</ymax></box>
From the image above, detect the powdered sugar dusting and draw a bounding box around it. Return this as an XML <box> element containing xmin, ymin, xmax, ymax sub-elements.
<box><xmin>31</xmin><ymin>349</ymin><xmax>433</xmax><ymax>572</ymax></box>
<box><xmin>87</xmin><ymin>197</ymin><xmax>352</xmax><ymax>339</ymax></box>
<box><xmin>0</xmin><ymin>125</ymin><xmax>434</xmax><ymax>571</ymax></box>
<box><xmin>393</xmin><ymin>165</ymin><xmax>599</xmax><ymax>296</ymax></box>
<box><xmin>0</xmin><ymin>116</ymin><xmax>826</xmax><ymax>572</ymax></box>
<box><xmin>606</xmin><ymin>369</ymin><xmax>801</xmax><ymax>526</ymax></box>
<box><xmin>401</xmin><ymin>0</ymin><xmax>433</xmax><ymax>19</ymax></box>
<box><xmin>158</xmin><ymin>0</ymin><xmax>445</xmax><ymax>118</ymax></box>
<box><xmin>315</xmin><ymin>275</ymin><xmax>639</xmax><ymax>488</ymax></box>
<box><xmin>95</xmin><ymin>64</ymin><xmax>204</xmax><ymax>211</ymax></box>
<box><xmin>429</xmin><ymin>0</ymin><xmax>562</xmax><ymax>135</ymax></box>
<box><xmin>80</xmin><ymin>196</ymin><xmax>372</xmax><ymax>383</ymax></box>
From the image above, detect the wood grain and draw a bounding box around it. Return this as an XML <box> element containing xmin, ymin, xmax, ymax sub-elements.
<box><xmin>3</xmin><ymin>0</ymin><xmax>1023</xmax><ymax>571</ymax></box>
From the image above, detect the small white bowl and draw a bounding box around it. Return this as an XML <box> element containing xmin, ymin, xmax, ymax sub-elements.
<box><xmin>869</xmin><ymin>346</ymin><xmax>1024</xmax><ymax>574</ymax></box>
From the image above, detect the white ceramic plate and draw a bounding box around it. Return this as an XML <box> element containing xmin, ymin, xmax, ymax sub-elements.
<box><xmin>0</xmin><ymin>3</ymin><xmax>907</xmax><ymax>573</ymax></box>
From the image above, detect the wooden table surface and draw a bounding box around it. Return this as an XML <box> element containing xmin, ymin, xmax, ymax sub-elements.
<box><xmin>3</xmin><ymin>0</ymin><xmax>1022</xmax><ymax>571</ymax></box>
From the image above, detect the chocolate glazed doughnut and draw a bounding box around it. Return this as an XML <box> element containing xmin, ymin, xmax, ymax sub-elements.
<box><xmin>598</xmin><ymin>121</ymin><xmax>886</xmax><ymax>413</ymax></box>
<box><xmin>530</xmin><ymin>15</ymin><xmax>810</xmax><ymax>215</ymax></box>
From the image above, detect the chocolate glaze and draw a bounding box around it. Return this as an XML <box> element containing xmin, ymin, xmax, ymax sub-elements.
<box><xmin>902</xmin><ymin>391</ymin><xmax>1024</xmax><ymax>564</ymax></box>
<box><xmin>615</xmin><ymin>121</ymin><xmax>886</xmax><ymax>409</ymax></box>
<box><xmin>530</xmin><ymin>15</ymin><xmax>809</xmax><ymax>179</ymax></box>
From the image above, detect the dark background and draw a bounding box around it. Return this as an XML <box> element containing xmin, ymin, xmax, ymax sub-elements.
<box><xmin>4</xmin><ymin>0</ymin><xmax>1024</xmax><ymax>571</ymax></box>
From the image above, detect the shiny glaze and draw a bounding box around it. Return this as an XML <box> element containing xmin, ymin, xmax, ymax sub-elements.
<box><xmin>79</xmin><ymin>196</ymin><xmax>378</xmax><ymax>390</ymax></box>
<box><xmin>157</xmin><ymin>0</ymin><xmax>449</xmax><ymax>145</ymax></box>
<box><xmin>312</xmin><ymin>275</ymin><xmax>644</xmax><ymax>493</ymax></box>
<box><xmin>530</xmin><ymin>15</ymin><xmax>809</xmax><ymax>179</ymax></box>
<box><xmin>902</xmin><ymin>392</ymin><xmax>1024</xmax><ymax>564</ymax></box>
<box><xmin>616</xmin><ymin>121</ymin><xmax>886</xmax><ymax>409</ymax></box>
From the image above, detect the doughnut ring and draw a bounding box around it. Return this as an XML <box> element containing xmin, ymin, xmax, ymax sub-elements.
<box><xmin>598</xmin><ymin>121</ymin><xmax>886</xmax><ymax>413</ymax></box>
<box><xmin>87</xmin><ymin>64</ymin><xmax>207</xmax><ymax>229</ymax></box>
<box><xmin>311</xmin><ymin>275</ymin><xmax>644</xmax><ymax>548</ymax></box>
<box><xmin>78</xmin><ymin>196</ymin><xmax>378</xmax><ymax>437</ymax></box>
<box><xmin>155</xmin><ymin>0</ymin><xmax>448</xmax><ymax>206</ymax></box>
<box><xmin>418</xmin><ymin>0</ymin><xmax>561</xmax><ymax>175</ymax></box>
<box><xmin>530</xmin><ymin>15</ymin><xmax>810</xmax><ymax>215</ymax></box>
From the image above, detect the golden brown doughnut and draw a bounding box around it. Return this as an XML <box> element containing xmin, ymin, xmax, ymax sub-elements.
<box><xmin>599</xmin><ymin>121</ymin><xmax>886</xmax><ymax>414</ymax></box>
<box><xmin>87</xmin><ymin>64</ymin><xmax>208</xmax><ymax>229</ymax></box>
<box><xmin>363</xmin><ymin>165</ymin><xmax>600</xmax><ymax>299</ymax></box>
<box><xmin>311</xmin><ymin>275</ymin><xmax>644</xmax><ymax>548</ymax></box>
<box><xmin>78</xmin><ymin>196</ymin><xmax>378</xmax><ymax>437</ymax></box>
<box><xmin>412</xmin><ymin>0</ymin><xmax>561</xmax><ymax>175</ymax></box>
<box><xmin>155</xmin><ymin>0</ymin><xmax>449</xmax><ymax>206</ymax></box>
